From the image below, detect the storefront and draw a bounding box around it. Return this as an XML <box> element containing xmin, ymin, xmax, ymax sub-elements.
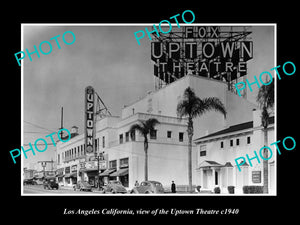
<box><xmin>110</xmin><ymin>157</ymin><xmax>129</xmax><ymax>187</ymax></box>
<box><xmin>56</xmin><ymin>168</ymin><xmax>64</xmax><ymax>185</ymax></box>
<box><xmin>111</xmin><ymin>168</ymin><xmax>129</xmax><ymax>187</ymax></box>
<box><xmin>80</xmin><ymin>160</ymin><xmax>108</xmax><ymax>187</ymax></box>
<box><xmin>71</xmin><ymin>165</ymin><xmax>78</xmax><ymax>185</ymax></box>
<box><xmin>99</xmin><ymin>168</ymin><xmax>116</xmax><ymax>184</ymax></box>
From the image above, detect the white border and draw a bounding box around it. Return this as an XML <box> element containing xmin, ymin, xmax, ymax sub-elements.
<box><xmin>21</xmin><ymin>23</ymin><xmax>277</xmax><ymax>196</ymax></box>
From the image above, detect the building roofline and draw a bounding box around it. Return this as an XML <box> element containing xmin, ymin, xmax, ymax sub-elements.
<box><xmin>194</xmin><ymin>116</ymin><xmax>274</xmax><ymax>143</ymax></box>
<box><xmin>123</xmin><ymin>74</ymin><xmax>227</xmax><ymax>109</ymax></box>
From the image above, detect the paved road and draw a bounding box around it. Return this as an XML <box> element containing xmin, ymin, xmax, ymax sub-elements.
<box><xmin>23</xmin><ymin>185</ymin><xmax>211</xmax><ymax>195</ymax></box>
<box><xmin>23</xmin><ymin>185</ymin><xmax>101</xmax><ymax>194</ymax></box>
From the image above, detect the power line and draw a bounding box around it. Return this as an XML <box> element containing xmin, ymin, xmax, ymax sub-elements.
<box><xmin>24</xmin><ymin>131</ymin><xmax>53</xmax><ymax>134</ymax></box>
<box><xmin>23</xmin><ymin>143</ymin><xmax>55</xmax><ymax>146</ymax></box>
<box><xmin>24</xmin><ymin>121</ymin><xmax>56</xmax><ymax>133</ymax></box>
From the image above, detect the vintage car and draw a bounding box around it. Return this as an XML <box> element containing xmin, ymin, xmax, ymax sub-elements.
<box><xmin>23</xmin><ymin>179</ymin><xmax>37</xmax><ymax>185</ymax></box>
<box><xmin>100</xmin><ymin>180</ymin><xmax>127</xmax><ymax>194</ymax></box>
<box><xmin>130</xmin><ymin>181</ymin><xmax>164</xmax><ymax>194</ymax></box>
<box><xmin>73</xmin><ymin>181</ymin><xmax>92</xmax><ymax>192</ymax></box>
<box><xmin>43</xmin><ymin>177</ymin><xmax>59</xmax><ymax>190</ymax></box>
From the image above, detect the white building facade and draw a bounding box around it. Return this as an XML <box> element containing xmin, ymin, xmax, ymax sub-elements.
<box><xmin>194</xmin><ymin>109</ymin><xmax>275</xmax><ymax>194</ymax></box>
<box><xmin>55</xmin><ymin>74</ymin><xmax>275</xmax><ymax>193</ymax></box>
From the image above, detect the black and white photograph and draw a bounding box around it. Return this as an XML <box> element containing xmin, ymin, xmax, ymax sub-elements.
<box><xmin>21</xmin><ymin>24</ymin><xmax>276</xmax><ymax>196</ymax></box>
<box><xmin>4</xmin><ymin>4</ymin><xmax>298</xmax><ymax>221</ymax></box>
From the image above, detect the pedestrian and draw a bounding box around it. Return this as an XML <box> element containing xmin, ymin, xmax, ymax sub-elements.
<box><xmin>171</xmin><ymin>181</ymin><xmax>176</xmax><ymax>193</ymax></box>
<box><xmin>135</xmin><ymin>180</ymin><xmax>139</xmax><ymax>187</ymax></box>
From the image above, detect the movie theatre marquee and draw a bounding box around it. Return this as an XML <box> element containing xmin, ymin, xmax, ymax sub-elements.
<box><xmin>151</xmin><ymin>26</ymin><xmax>253</xmax><ymax>88</ymax></box>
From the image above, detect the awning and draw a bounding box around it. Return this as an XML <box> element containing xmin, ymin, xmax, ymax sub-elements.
<box><xmin>110</xmin><ymin>168</ymin><xmax>128</xmax><ymax>177</ymax></box>
<box><xmin>237</xmin><ymin>160</ymin><xmax>249</xmax><ymax>167</ymax></box>
<box><xmin>223</xmin><ymin>162</ymin><xmax>233</xmax><ymax>167</ymax></box>
<box><xmin>65</xmin><ymin>173</ymin><xmax>76</xmax><ymax>178</ymax></box>
<box><xmin>70</xmin><ymin>172</ymin><xmax>77</xmax><ymax>178</ymax></box>
<box><xmin>99</xmin><ymin>168</ymin><xmax>116</xmax><ymax>177</ymax></box>
<box><xmin>197</xmin><ymin>160</ymin><xmax>224</xmax><ymax>169</ymax></box>
<box><xmin>44</xmin><ymin>176</ymin><xmax>56</xmax><ymax>180</ymax></box>
<box><xmin>80</xmin><ymin>168</ymin><xmax>98</xmax><ymax>172</ymax></box>
<box><xmin>64</xmin><ymin>173</ymin><xmax>71</xmax><ymax>178</ymax></box>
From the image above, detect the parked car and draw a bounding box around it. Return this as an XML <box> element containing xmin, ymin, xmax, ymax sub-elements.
<box><xmin>131</xmin><ymin>181</ymin><xmax>164</xmax><ymax>194</ymax></box>
<box><xmin>23</xmin><ymin>179</ymin><xmax>37</xmax><ymax>185</ymax></box>
<box><xmin>73</xmin><ymin>181</ymin><xmax>92</xmax><ymax>192</ymax></box>
<box><xmin>43</xmin><ymin>177</ymin><xmax>59</xmax><ymax>190</ymax></box>
<box><xmin>100</xmin><ymin>180</ymin><xmax>127</xmax><ymax>194</ymax></box>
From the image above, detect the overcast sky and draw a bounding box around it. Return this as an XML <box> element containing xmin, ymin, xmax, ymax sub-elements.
<box><xmin>22</xmin><ymin>24</ymin><xmax>274</xmax><ymax>169</ymax></box>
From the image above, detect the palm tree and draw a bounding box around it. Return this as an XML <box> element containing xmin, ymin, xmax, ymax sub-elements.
<box><xmin>129</xmin><ymin>118</ymin><xmax>160</xmax><ymax>181</ymax></box>
<box><xmin>177</xmin><ymin>87</ymin><xmax>227</xmax><ymax>193</ymax></box>
<box><xmin>256</xmin><ymin>81</ymin><xmax>274</xmax><ymax>194</ymax></box>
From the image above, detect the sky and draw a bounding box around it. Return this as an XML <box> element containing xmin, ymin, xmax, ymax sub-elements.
<box><xmin>22</xmin><ymin>24</ymin><xmax>275</xmax><ymax>169</ymax></box>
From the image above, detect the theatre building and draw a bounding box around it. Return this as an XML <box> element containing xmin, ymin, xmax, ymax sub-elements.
<box><xmin>194</xmin><ymin>110</ymin><xmax>275</xmax><ymax>194</ymax></box>
<box><xmin>54</xmin><ymin>73</ymin><xmax>276</xmax><ymax>194</ymax></box>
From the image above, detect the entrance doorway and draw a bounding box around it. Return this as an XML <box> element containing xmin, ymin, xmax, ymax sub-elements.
<box><xmin>215</xmin><ymin>171</ymin><xmax>218</xmax><ymax>185</ymax></box>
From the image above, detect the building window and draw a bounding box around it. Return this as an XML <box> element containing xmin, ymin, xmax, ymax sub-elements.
<box><xmin>167</xmin><ymin>131</ymin><xmax>172</xmax><ymax>138</ymax></box>
<box><xmin>58</xmin><ymin>154</ymin><xmax>60</xmax><ymax>164</ymax></box>
<box><xmin>247</xmin><ymin>136</ymin><xmax>251</xmax><ymax>144</ymax></box>
<box><xmin>65</xmin><ymin>166</ymin><xmax>70</xmax><ymax>174</ymax></box>
<box><xmin>119</xmin><ymin>134</ymin><xmax>123</xmax><ymax>144</ymax></box>
<box><xmin>150</xmin><ymin>129</ymin><xmax>157</xmax><ymax>140</ymax></box>
<box><xmin>236</xmin><ymin>138</ymin><xmax>240</xmax><ymax>146</ymax></box>
<box><xmin>120</xmin><ymin>157</ymin><xmax>129</xmax><ymax>168</ymax></box>
<box><xmin>200</xmin><ymin>145</ymin><xmax>206</xmax><ymax>157</ymax></box>
<box><xmin>130</xmin><ymin>130</ymin><xmax>136</xmax><ymax>141</ymax></box>
<box><xmin>125</xmin><ymin>132</ymin><xmax>129</xmax><ymax>142</ymax></box>
<box><xmin>230</xmin><ymin>139</ymin><xmax>233</xmax><ymax>147</ymax></box>
<box><xmin>179</xmin><ymin>132</ymin><xmax>184</xmax><ymax>142</ymax></box>
<box><xmin>109</xmin><ymin>160</ymin><xmax>117</xmax><ymax>169</ymax></box>
<box><xmin>102</xmin><ymin>136</ymin><xmax>105</xmax><ymax>148</ymax></box>
<box><xmin>220</xmin><ymin>141</ymin><xmax>224</xmax><ymax>148</ymax></box>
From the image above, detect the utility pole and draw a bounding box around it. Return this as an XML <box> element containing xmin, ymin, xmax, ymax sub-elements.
<box><xmin>60</xmin><ymin>107</ymin><xmax>64</xmax><ymax>139</ymax></box>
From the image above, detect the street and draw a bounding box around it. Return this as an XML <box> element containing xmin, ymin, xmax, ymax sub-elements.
<box><xmin>23</xmin><ymin>185</ymin><xmax>212</xmax><ymax>195</ymax></box>
<box><xmin>23</xmin><ymin>185</ymin><xmax>102</xmax><ymax>194</ymax></box>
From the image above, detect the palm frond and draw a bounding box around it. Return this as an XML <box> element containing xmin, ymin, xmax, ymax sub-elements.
<box><xmin>257</xmin><ymin>82</ymin><xmax>274</xmax><ymax>109</ymax></box>
<box><xmin>129</xmin><ymin>118</ymin><xmax>160</xmax><ymax>136</ymax></box>
<box><xmin>201</xmin><ymin>97</ymin><xmax>227</xmax><ymax>118</ymax></box>
<box><xmin>145</xmin><ymin>118</ymin><xmax>160</xmax><ymax>131</ymax></box>
<box><xmin>177</xmin><ymin>87</ymin><xmax>227</xmax><ymax>119</ymax></box>
<box><xmin>129</xmin><ymin>123</ymin><xmax>147</xmax><ymax>136</ymax></box>
<box><xmin>177</xmin><ymin>87</ymin><xmax>203</xmax><ymax>118</ymax></box>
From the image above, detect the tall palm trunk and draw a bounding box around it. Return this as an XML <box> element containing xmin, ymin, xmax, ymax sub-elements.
<box><xmin>187</xmin><ymin>117</ymin><xmax>193</xmax><ymax>193</ymax></box>
<box><xmin>263</xmin><ymin>127</ymin><xmax>268</xmax><ymax>193</ymax></box>
<box><xmin>144</xmin><ymin>136</ymin><xmax>148</xmax><ymax>181</ymax></box>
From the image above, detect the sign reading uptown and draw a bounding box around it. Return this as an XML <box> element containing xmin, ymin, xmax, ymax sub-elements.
<box><xmin>84</xmin><ymin>86</ymin><xmax>96</xmax><ymax>160</ymax></box>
